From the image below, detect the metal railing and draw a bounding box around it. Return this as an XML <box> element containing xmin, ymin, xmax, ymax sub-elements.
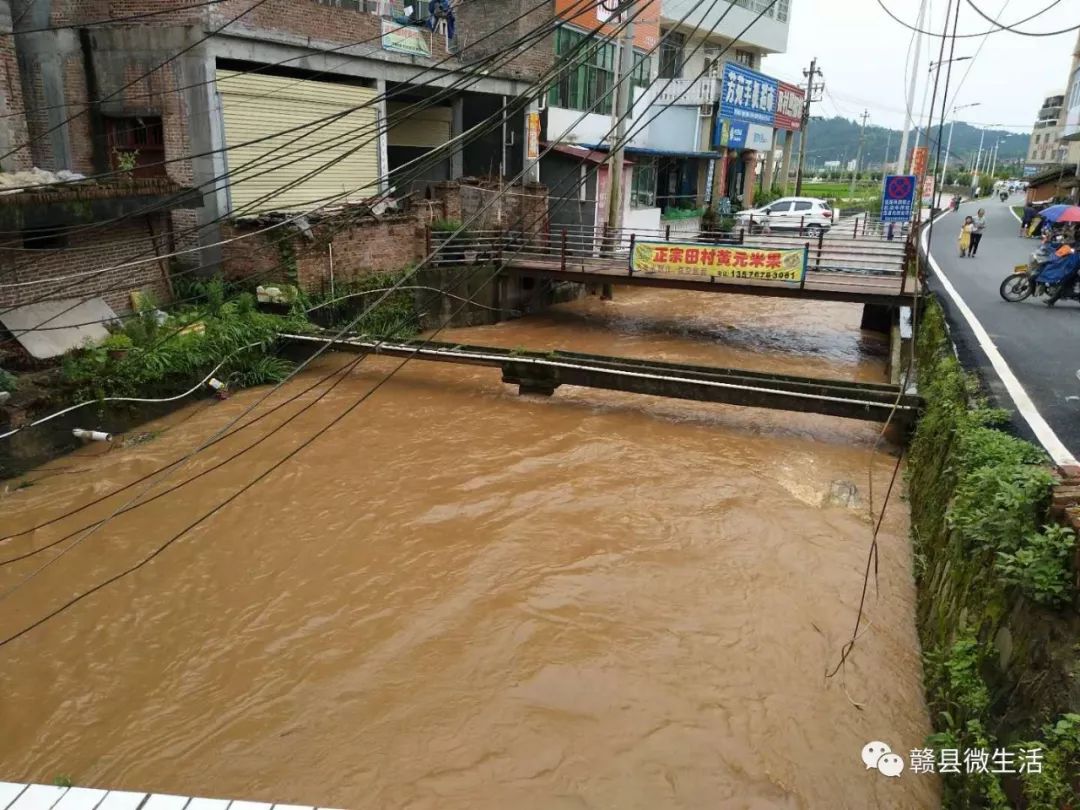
<box><xmin>427</xmin><ymin>221</ymin><xmax>907</xmax><ymax>278</ymax></box>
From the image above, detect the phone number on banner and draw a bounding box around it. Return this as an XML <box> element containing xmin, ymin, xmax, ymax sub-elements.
<box><xmin>631</xmin><ymin>243</ymin><xmax>806</xmax><ymax>283</ymax></box>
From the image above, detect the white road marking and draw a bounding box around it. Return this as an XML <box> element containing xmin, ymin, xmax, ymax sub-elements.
<box><xmin>922</xmin><ymin>210</ymin><xmax>1079</xmax><ymax>468</ymax></box>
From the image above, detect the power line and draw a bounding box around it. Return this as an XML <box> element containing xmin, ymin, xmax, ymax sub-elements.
<box><xmin>0</xmin><ymin>0</ymin><xmax>613</xmax><ymax>357</ymax></box>
<box><xmin>0</xmin><ymin>0</ymin><xmax>665</xmax><ymax>540</ymax></box>
<box><xmin>0</xmin><ymin>0</ymin><xmax>774</xmax><ymax>643</ymax></box>
<box><xmin>0</xmin><ymin>0</ymin><xmax>275</xmax><ymax>165</ymax></box>
<box><xmin>964</xmin><ymin>0</ymin><xmax>1080</xmax><ymax>36</ymax></box>
<box><xmin>876</xmin><ymin>0</ymin><xmax>1068</xmax><ymax>37</ymax></box>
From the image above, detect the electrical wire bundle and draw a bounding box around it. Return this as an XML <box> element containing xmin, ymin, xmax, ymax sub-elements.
<box><xmin>0</xmin><ymin>0</ymin><xmax>786</xmax><ymax>650</ymax></box>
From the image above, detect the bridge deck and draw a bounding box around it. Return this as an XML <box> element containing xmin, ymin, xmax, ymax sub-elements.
<box><xmin>0</xmin><ymin>783</ymin><xmax>341</xmax><ymax>810</ymax></box>
<box><xmin>431</xmin><ymin>226</ymin><xmax>916</xmax><ymax>306</ymax></box>
<box><xmin>283</xmin><ymin>334</ymin><xmax>922</xmax><ymax>424</ymax></box>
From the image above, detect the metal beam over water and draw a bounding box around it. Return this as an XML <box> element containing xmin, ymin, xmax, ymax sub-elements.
<box><xmin>282</xmin><ymin>334</ymin><xmax>922</xmax><ymax>425</ymax></box>
<box><xmin>0</xmin><ymin>783</ymin><xmax>341</xmax><ymax>810</ymax></box>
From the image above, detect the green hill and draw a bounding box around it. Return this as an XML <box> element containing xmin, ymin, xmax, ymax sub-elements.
<box><xmin>793</xmin><ymin>115</ymin><xmax>1030</xmax><ymax>173</ymax></box>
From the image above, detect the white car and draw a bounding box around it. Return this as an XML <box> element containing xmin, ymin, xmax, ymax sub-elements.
<box><xmin>735</xmin><ymin>197</ymin><xmax>834</xmax><ymax>235</ymax></box>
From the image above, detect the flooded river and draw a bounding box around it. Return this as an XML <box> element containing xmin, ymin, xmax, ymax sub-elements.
<box><xmin>1</xmin><ymin>288</ymin><xmax>938</xmax><ymax>808</ymax></box>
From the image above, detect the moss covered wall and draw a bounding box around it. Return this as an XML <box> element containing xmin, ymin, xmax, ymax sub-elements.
<box><xmin>909</xmin><ymin>298</ymin><xmax>1080</xmax><ymax>807</ymax></box>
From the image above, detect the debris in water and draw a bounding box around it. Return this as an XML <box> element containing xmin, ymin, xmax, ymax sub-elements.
<box><xmin>824</xmin><ymin>480</ymin><xmax>860</xmax><ymax>508</ymax></box>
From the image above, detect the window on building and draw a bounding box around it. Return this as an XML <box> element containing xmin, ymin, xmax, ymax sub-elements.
<box><xmin>104</xmin><ymin>115</ymin><xmax>165</xmax><ymax>177</ymax></box>
<box><xmin>314</xmin><ymin>0</ymin><xmax>379</xmax><ymax>11</ymax></box>
<box><xmin>703</xmin><ymin>46</ymin><xmax>724</xmax><ymax>77</ymax></box>
<box><xmin>631</xmin><ymin>158</ymin><xmax>657</xmax><ymax>208</ymax></box>
<box><xmin>734</xmin><ymin>49</ymin><xmax>755</xmax><ymax>68</ymax></box>
<box><xmin>632</xmin><ymin>50</ymin><xmax>651</xmax><ymax>89</ymax></box>
<box><xmin>658</xmin><ymin>29</ymin><xmax>685</xmax><ymax>79</ymax></box>
<box><xmin>776</xmin><ymin>0</ymin><xmax>790</xmax><ymax>22</ymax></box>
<box><xmin>549</xmin><ymin>26</ymin><xmax>617</xmax><ymax>115</ymax></box>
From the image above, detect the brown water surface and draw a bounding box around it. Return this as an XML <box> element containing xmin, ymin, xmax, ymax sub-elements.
<box><xmin>0</xmin><ymin>289</ymin><xmax>938</xmax><ymax>808</ymax></box>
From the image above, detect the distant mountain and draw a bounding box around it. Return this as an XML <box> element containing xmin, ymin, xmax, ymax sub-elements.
<box><xmin>793</xmin><ymin>116</ymin><xmax>1031</xmax><ymax>172</ymax></box>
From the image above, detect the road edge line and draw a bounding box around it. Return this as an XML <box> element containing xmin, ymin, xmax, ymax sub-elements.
<box><xmin>920</xmin><ymin>209</ymin><xmax>1079</xmax><ymax>468</ymax></box>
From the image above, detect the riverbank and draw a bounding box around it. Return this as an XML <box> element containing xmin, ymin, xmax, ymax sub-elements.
<box><xmin>0</xmin><ymin>288</ymin><xmax>938</xmax><ymax>808</ymax></box>
<box><xmin>909</xmin><ymin>297</ymin><xmax>1080</xmax><ymax>805</ymax></box>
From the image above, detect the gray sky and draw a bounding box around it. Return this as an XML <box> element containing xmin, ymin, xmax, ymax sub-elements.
<box><xmin>762</xmin><ymin>0</ymin><xmax>1080</xmax><ymax>132</ymax></box>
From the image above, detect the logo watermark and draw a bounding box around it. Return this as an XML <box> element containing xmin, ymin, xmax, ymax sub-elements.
<box><xmin>862</xmin><ymin>741</ymin><xmax>1043</xmax><ymax>778</ymax></box>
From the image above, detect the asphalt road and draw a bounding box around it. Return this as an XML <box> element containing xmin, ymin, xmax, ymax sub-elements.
<box><xmin>925</xmin><ymin>194</ymin><xmax>1080</xmax><ymax>465</ymax></box>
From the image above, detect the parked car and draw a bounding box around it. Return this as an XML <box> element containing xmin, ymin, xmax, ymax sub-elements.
<box><xmin>734</xmin><ymin>197</ymin><xmax>833</xmax><ymax>235</ymax></box>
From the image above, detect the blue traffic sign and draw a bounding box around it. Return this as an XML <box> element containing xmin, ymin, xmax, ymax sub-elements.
<box><xmin>880</xmin><ymin>174</ymin><xmax>916</xmax><ymax>223</ymax></box>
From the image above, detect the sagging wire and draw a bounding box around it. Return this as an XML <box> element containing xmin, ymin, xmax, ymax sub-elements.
<box><xmin>824</xmin><ymin>0</ymin><xmax>961</xmax><ymax>699</ymax></box>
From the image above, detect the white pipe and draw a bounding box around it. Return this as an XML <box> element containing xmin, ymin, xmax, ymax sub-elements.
<box><xmin>0</xmin><ymin>341</ymin><xmax>263</xmax><ymax>441</ymax></box>
<box><xmin>72</xmin><ymin>429</ymin><xmax>112</xmax><ymax>442</ymax></box>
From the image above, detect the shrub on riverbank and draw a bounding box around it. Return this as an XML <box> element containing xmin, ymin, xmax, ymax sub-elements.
<box><xmin>909</xmin><ymin>298</ymin><xmax>1080</xmax><ymax>806</ymax></box>
<box><xmin>60</xmin><ymin>279</ymin><xmax>309</xmax><ymax>401</ymax></box>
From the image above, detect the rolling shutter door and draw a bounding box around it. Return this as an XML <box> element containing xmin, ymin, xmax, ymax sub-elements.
<box><xmin>217</xmin><ymin>70</ymin><xmax>379</xmax><ymax>214</ymax></box>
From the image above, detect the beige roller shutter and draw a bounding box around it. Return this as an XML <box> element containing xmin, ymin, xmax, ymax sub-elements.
<box><xmin>217</xmin><ymin>70</ymin><xmax>379</xmax><ymax>214</ymax></box>
<box><xmin>386</xmin><ymin>101</ymin><xmax>451</xmax><ymax>148</ymax></box>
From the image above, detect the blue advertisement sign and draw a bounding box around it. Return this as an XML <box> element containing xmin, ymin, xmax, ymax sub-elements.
<box><xmin>720</xmin><ymin>62</ymin><xmax>778</xmax><ymax>126</ymax></box>
<box><xmin>1022</xmin><ymin>164</ymin><xmax>1040</xmax><ymax>178</ymax></box>
<box><xmin>880</xmin><ymin>174</ymin><xmax>917</xmax><ymax>223</ymax></box>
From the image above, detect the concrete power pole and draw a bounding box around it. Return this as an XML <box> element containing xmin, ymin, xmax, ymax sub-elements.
<box><xmin>881</xmin><ymin>130</ymin><xmax>893</xmax><ymax>180</ymax></box>
<box><xmin>603</xmin><ymin>1</ymin><xmax>636</xmax><ymax>298</ymax></box>
<box><xmin>971</xmin><ymin>128</ymin><xmax>986</xmax><ymax>192</ymax></box>
<box><xmin>989</xmin><ymin>138</ymin><xmax>1000</xmax><ymax>179</ymax></box>
<box><xmin>848</xmin><ymin>109</ymin><xmax>869</xmax><ymax>198</ymax></box>
<box><xmin>897</xmin><ymin>0</ymin><xmax>928</xmax><ymax>173</ymax></box>
<box><xmin>794</xmin><ymin>57</ymin><xmax>824</xmax><ymax>196</ymax></box>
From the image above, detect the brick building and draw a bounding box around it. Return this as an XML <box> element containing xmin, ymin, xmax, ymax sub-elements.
<box><xmin>1</xmin><ymin>0</ymin><xmax>557</xmax><ymax>315</ymax></box>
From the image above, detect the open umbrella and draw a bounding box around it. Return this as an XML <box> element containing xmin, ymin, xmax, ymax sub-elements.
<box><xmin>1038</xmin><ymin>204</ymin><xmax>1080</xmax><ymax>224</ymax></box>
<box><xmin>1051</xmin><ymin>206</ymin><xmax>1080</xmax><ymax>224</ymax></box>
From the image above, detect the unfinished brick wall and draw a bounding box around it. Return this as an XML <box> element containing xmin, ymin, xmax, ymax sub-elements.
<box><xmin>0</xmin><ymin>213</ymin><xmax>174</xmax><ymax>313</ymax></box>
<box><xmin>0</xmin><ymin>3</ymin><xmax>31</xmax><ymax>171</ymax></box>
<box><xmin>220</xmin><ymin>213</ymin><xmax>424</xmax><ymax>295</ymax></box>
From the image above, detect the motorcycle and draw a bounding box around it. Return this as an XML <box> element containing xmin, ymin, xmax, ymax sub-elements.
<box><xmin>999</xmin><ymin>243</ymin><xmax>1080</xmax><ymax>304</ymax></box>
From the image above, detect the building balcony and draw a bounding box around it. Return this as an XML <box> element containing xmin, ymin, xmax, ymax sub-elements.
<box><xmin>661</xmin><ymin>0</ymin><xmax>789</xmax><ymax>53</ymax></box>
<box><xmin>654</xmin><ymin>76</ymin><xmax>719</xmax><ymax>106</ymax></box>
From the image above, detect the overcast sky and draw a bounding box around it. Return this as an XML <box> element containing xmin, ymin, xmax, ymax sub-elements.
<box><xmin>761</xmin><ymin>0</ymin><xmax>1080</xmax><ymax>133</ymax></box>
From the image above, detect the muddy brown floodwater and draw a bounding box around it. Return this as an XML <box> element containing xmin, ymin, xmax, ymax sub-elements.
<box><xmin>1</xmin><ymin>288</ymin><xmax>939</xmax><ymax>808</ymax></box>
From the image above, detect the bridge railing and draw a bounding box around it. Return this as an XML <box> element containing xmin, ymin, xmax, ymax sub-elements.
<box><xmin>428</xmin><ymin>222</ymin><xmax>907</xmax><ymax>277</ymax></box>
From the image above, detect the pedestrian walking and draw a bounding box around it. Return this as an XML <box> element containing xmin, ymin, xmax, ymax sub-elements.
<box><xmin>959</xmin><ymin>215</ymin><xmax>973</xmax><ymax>257</ymax></box>
<box><xmin>969</xmin><ymin>208</ymin><xmax>987</xmax><ymax>256</ymax></box>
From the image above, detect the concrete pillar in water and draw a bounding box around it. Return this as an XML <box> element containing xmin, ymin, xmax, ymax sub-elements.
<box><xmin>860</xmin><ymin>303</ymin><xmax>892</xmax><ymax>334</ymax></box>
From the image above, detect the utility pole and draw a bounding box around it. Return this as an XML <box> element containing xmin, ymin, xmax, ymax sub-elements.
<box><xmin>897</xmin><ymin>0</ymin><xmax>928</xmax><ymax>172</ymax></box>
<box><xmin>794</xmin><ymin>57</ymin><xmax>824</xmax><ymax>196</ymax></box>
<box><xmin>881</xmin><ymin>130</ymin><xmax>893</xmax><ymax>180</ymax></box>
<box><xmin>989</xmin><ymin>138</ymin><xmax>1000</xmax><ymax>179</ymax></box>
<box><xmin>848</xmin><ymin>109</ymin><xmax>869</xmax><ymax>198</ymax></box>
<box><xmin>603</xmin><ymin>1</ymin><xmax>635</xmax><ymax>299</ymax></box>
<box><xmin>971</xmin><ymin>128</ymin><xmax>986</xmax><ymax>191</ymax></box>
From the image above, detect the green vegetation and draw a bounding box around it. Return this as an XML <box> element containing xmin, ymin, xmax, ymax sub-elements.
<box><xmin>60</xmin><ymin>278</ymin><xmax>309</xmax><ymax>401</ymax></box>
<box><xmin>303</xmin><ymin>269</ymin><xmax>420</xmax><ymax>338</ymax></box>
<box><xmin>0</xmin><ymin>367</ymin><xmax>16</xmax><ymax>392</ymax></box>
<box><xmin>909</xmin><ymin>299</ymin><xmax>1080</xmax><ymax>806</ymax></box>
<box><xmin>52</xmin><ymin>776</ymin><xmax>73</xmax><ymax>788</ymax></box>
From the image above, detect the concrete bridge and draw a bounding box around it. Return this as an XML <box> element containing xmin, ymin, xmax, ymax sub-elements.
<box><xmin>429</xmin><ymin>222</ymin><xmax>917</xmax><ymax>307</ymax></box>
<box><xmin>283</xmin><ymin>334</ymin><xmax>922</xmax><ymax>426</ymax></box>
